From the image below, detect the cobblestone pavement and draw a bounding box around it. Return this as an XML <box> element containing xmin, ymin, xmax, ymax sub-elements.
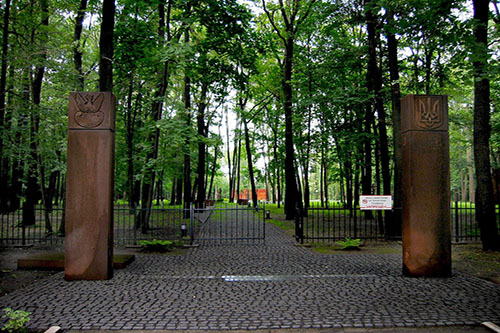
<box><xmin>1</xmin><ymin>214</ymin><xmax>500</xmax><ymax>331</ymax></box>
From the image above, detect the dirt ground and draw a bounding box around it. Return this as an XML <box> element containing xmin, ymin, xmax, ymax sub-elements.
<box><xmin>0</xmin><ymin>241</ymin><xmax>499</xmax><ymax>299</ymax></box>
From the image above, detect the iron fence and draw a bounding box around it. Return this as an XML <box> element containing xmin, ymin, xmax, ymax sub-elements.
<box><xmin>0</xmin><ymin>203</ymin><xmax>266</xmax><ymax>246</ymax></box>
<box><xmin>194</xmin><ymin>203</ymin><xmax>265</xmax><ymax>244</ymax></box>
<box><xmin>295</xmin><ymin>201</ymin><xmax>494</xmax><ymax>243</ymax></box>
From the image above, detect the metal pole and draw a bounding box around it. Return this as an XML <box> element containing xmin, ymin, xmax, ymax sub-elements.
<box><xmin>190</xmin><ymin>203</ymin><xmax>194</xmax><ymax>245</ymax></box>
<box><xmin>263</xmin><ymin>202</ymin><xmax>266</xmax><ymax>243</ymax></box>
<box><xmin>133</xmin><ymin>203</ymin><xmax>137</xmax><ymax>245</ymax></box>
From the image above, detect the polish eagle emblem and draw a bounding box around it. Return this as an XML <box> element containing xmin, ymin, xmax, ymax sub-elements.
<box><xmin>74</xmin><ymin>93</ymin><xmax>105</xmax><ymax>128</ymax></box>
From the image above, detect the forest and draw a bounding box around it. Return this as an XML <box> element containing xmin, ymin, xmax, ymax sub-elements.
<box><xmin>0</xmin><ymin>0</ymin><xmax>499</xmax><ymax>249</ymax></box>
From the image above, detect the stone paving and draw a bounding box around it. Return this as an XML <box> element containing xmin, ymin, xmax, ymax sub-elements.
<box><xmin>1</xmin><ymin>212</ymin><xmax>500</xmax><ymax>331</ymax></box>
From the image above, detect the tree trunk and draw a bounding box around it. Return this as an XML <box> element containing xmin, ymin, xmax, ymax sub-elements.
<box><xmin>207</xmin><ymin>145</ymin><xmax>218</xmax><ymax>200</ymax></box>
<box><xmin>236</xmin><ymin>133</ymin><xmax>241</xmax><ymax>200</ymax></box>
<box><xmin>73</xmin><ymin>0</ymin><xmax>87</xmax><ymax>90</ymax></box>
<box><xmin>323</xmin><ymin>157</ymin><xmax>329</xmax><ymax>208</ymax></box>
<box><xmin>170</xmin><ymin>178</ymin><xmax>176</xmax><ymax>205</ymax></box>
<box><xmin>366</xmin><ymin>0</ymin><xmax>392</xmax><ymax>235</ymax></box>
<box><xmin>472</xmin><ymin>0</ymin><xmax>500</xmax><ymax>250</ymax></box>
<box><xmin>320</xmin><ymin>145</ymin><xmax>324</xmax><ymax>208</ymax></box>
<box><xmin>195</xmin><ymin>82</ymin><xmax>208</xmax><ymax>207</ymax></box>
<box><xmin>283</xmin><ymin>37</ymin><xmax>300</xmax><ymax>219</ymax></box>
<box><xmin>175</xmin><ymin>177</ymin><xmax>182</xmax><ymax>205</ymax></box>
<box><xmin>226</xmin><ymin>110</ymin><xmax>234</xmax><ymax>201</ymax></box>
<box><xmin>244</xmin><ymin>120</ymin><xmax>258</xmax><ymax>207</ymax></box>
<box><xmin>272</xmin><ymin>125</ymin><xmax>281</xmax><ymax>208</ymax></box>
<box><xmin>99</xmin><ymin>0</ymin><xmax>115</xmax><ymax>92</ymax></box>
<box><xmin>139</xmin><ymin>1</ymin><xmax>172</xmax><ymax>229</ymax></box>
<box><xmin>24</xmin><ymin>0</ymin><xmax>49</xmax><ymax>226</ymax></box>
<box><xmin>0</xmin><ymin>0</ymin><xmax>11</xmax><ymax>213</ymax></box>
<box><xmin>183</xmin><ymin>29</ymin><xmax>192</xmax><ymax>214</ymax></box>
<box><xmin>467</xmin><ymin>147</ymin><xmax>475</xmax><ymax>203</ymax></box>
<box><xmin>386</xmin><ymin>9</ymin><xmax>403</xmax><ymax>237</ymax></box>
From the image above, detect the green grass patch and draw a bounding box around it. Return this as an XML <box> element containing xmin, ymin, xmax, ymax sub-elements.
<box><xmin>309</xmin><ymin>241</ymin><xmax>402</xmax><ymax>255</ymax></box>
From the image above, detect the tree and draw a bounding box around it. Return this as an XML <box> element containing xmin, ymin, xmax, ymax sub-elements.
<box><xmin>471</xmin><ymin>0</ymin><xmax>500</xmax><ymax>251</ymax></box>
<box><xmin>0</xmin><ymin>0</ymin><xmax>12</xmax><ymax>212</ymax></box>
<box><xmin>99</xmin><ymin>0</ymin><xmax>115</xmax><ymax>92</ymax></box>
<box><xmin>261</xmin><ymin>0</ymin><xmax>316</xmax><ymax>220</ymax></box>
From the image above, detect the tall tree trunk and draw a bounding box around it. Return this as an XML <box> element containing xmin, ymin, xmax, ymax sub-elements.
<box><xmin>24</xmin><ymin>0</ymin><xmax>49</xmax><ymax>226</ymax></box>
<box><xmin>0</xmin><ymin>0</ymin><xmax>11</xmax><ymax>212</ymax></box>
<box><xmin>320</xmin><ymin>144</ymin><xmax>324</xmax><ymax>208</ymax></box>
<box><xmin>207</xmin><ymin>145</ymin><xmax>218</xmax><ymax>200</ymax></box>
<box><xmin>226</xmin><ymin>110</ymin><xmax>234</xmax><ymax>201</ymax></box>
<box><xmin>175</xmin><ymin>177</ymin><xmax>182</xmax><ymax>205</ymax></box>
<box><xmin>323</xmin><ymin>157</ymin><xmax>329</xmax><ymax>208</ymax></box>
<box><xmin>140</xmin><ymin>0</ymin><xmax>172</xmax><ymax>230</ymax></box>
<box><xmin>366</xmin><ymin>0</ymin><xmax>392</xmax><ymax>235</ymax></box>
<box><xmin>170</xmin><ymin>178</ymin><xmax>176</xmax><ymax>205</ymax></box>
<box><xmin>99</xmin><ymin>0</ymin><xmax>114</xmax><ymax>92</ymax></box>
<box><xmin>283</xmin><ymin>37</ymin><xmax>300</xmax><ymax>219</ymax></box>
<box><xmin>236</xmin><ymin>133</ymin><xmax>241</xmax><ymax>200</ymax></box>
<box><xmin>386</xmin><ymin>9</ymin><xmax>402</xmax><ymax>237</ymax></box>
<box><xmin>74</xmin><ymin>0</ymin><xmax>87</xmax><ymax>90</ymax></box>
<box><xmin>244</xmin><ymin>120</ymin><xmax>257</xmax><ymax>207</ymax></box>
<box><xmin>195</xmin><ymin>82</ymin><xmax>208</xmax><ymax>207</ymax></box>
<box><xmin>467</xmin><ymin>147</ymin><xmax>475</xmax><ymax>203</ymax></box>
<box><xmin>472</xmin><ymin>0</ymin><xmax>500</xmax><ymax>250</ymax></box>
<box><xmin>125</xmin><ymin>81</ymin><xmax>137</xmax><ymax>209</ymax></box>
<box><xmin>183</xmin><ymin>27</ymin><xmax>192</xmax><ymax>213</ymax></box>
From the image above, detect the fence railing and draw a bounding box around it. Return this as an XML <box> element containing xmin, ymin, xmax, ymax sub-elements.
<box><xmin>0</xmin><ymin>202</ymin><xmax>492</xmax><ymax>246</ymax></box>
<box><xmin>295</xmin><ymin>201</ymin><xmax>493</xmax><ymax>243</ymax></box>
<box><xmin>0</xmin><ymin>202</ymin><xmax>266</xmax><ymax>246</ymax></box>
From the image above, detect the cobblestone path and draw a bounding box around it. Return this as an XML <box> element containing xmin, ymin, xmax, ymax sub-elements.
<box><xmin>1</xmin><ymin>212</ymin><xmax>499</xmax><ymax>330</ymax></box>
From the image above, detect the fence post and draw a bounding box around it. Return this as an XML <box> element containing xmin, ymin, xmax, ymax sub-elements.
<box><xmin>133</xmin><ymin>203</ymin><xmax>137</xmax><ymax>245</ymax></box>
<box><xmin>190</xmin><ymin>203</ymin><xmax>194</xmax><ymax>245</ymax></box>
<box><xmin>454</xmin><ymin>201</ymin><xmax>459</xmax><ymax>242</ymax></box>
<box><xmin>263</xmin><ymin>202</ymin><xmax>266</xmax><ymax>242</ymax></box>
<box><xmin>295</xmin><ymin>203</ymin><xmax>304</xmax><ymax>244</ymax></box>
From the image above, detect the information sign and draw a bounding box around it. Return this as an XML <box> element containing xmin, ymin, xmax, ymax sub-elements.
<box><xmin>360</xmin><ymin>195</ymin><xmax>392</xmax><ymax>210</ymax></box>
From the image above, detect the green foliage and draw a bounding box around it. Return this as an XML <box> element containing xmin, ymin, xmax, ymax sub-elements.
<box><xmin>138</xmin><ymin>239</ymin><xmax>173</xmax><ymax>252</ymax></box>
<box><xmin>2</xmin><ymin>308</ymin><xmax>30</xmax><ymax>333</ymax></box>
<box><xmin>336</xmin><ymin>237</ymin><xmax>361</xmax><ymax>251</ymax></box>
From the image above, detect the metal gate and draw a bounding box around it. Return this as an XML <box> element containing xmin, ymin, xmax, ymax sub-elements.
<box><xmin>192</xmin><ymin>203</ymin><xmax>266</xmax><ymax>244</ymax></box>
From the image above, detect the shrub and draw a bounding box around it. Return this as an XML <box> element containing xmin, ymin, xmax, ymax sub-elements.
<box><xmin>138</xmin><ymin>239</ymin><xmax>173</xmax><ymax>252</ymax></box>
<box><xmin>2</xmin><ymin>308</ymin><xmax>30</xmax><ymax>333</ymax></box>
<box><xmin>336</xmin><ymin>237</ymin><xmax>361</xmax><ymax>250</ymax></box>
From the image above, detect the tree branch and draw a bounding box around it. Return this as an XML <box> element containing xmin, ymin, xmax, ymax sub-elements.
<box><xmin>262</xmin><ymin>0</ymin><xmax>287</xmax><ymax>43</ymax></box>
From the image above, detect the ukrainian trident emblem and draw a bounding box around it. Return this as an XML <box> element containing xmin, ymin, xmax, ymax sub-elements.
<box><xmin>415</xmin><ymin>97</ymin><xmax>443</xmax><ymax>129</ymax></box>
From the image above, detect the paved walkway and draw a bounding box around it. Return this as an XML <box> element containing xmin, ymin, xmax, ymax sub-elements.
<box><xmin>1</xmin><ymin>215</ymin><xmax>500</xmax><ymax>331</ymax></box>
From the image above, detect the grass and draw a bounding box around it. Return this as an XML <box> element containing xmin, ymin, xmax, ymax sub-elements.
<box><xmin>309</xmin><ymin>241</ymin><xmax>402</xmax><ymax>255</ymax></box>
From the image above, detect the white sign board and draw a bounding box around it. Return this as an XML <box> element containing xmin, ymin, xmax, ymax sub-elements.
<box><xmin>360</xmin><ymin>195</ymin><xmax>392</xmax><ymax>210</ymax></box>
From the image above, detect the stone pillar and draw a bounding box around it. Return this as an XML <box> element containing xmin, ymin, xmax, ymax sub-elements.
<box><xmin>401</xmin><ymin>94</ymin><xmax>451</xmax><ymax>277</ymax></box>
<box><xmin>65</xmin><ymin>92</ymin><xmax>115</xmax><ymax>280</ymax></box>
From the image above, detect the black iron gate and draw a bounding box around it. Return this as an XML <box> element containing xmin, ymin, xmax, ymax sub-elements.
<box><xmin>192</xmin><ymin>203</ymin><xmax>266</xmax><ymax>244</ymax></box>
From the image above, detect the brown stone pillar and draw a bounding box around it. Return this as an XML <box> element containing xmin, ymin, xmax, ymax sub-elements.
<box><xmin>65</xmin><ymin>92</ymin><xmax>115</xmax><ymax>280</ymax></box>
<box><xmin>401</xmin><ymin>95</ymin><xmax>451</xmax><ymax>277</ymax></box>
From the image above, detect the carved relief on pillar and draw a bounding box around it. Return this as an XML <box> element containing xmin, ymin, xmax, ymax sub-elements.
<box><xmin>415</xmin><ymin>96</ymin><xmax>443</xmax><ymax>129</ymax></box>
<box><xmin>401</xmin><ymin>95</ymin><xmax>448</xmax><ymax>132</ymax></box>
<box><xmin>74</xmin><ymin>93</ymin><xmax>105</xmax><ymax>128</ymax></box>
<box><xmin>68</xmin><ymin>92</ymin><xmax>115</xmax><ymax>131</ymax></box>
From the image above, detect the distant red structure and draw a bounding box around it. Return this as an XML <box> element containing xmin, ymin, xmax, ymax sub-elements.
<box><xmin>233</xmin><ymin>189</ymin><xmax>267</xmax><ymax>201</ymax></box>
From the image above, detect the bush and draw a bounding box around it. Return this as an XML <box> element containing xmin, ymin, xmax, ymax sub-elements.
<box><xmin>2</xmin><ymin>308</ymin><xmax>30</xmax><ymax>333</ymax></box>
<box><xmin>336</xmin><ymin>237</ymin><xmax>361</xmax><ymax>250</ymax></box>
<box><xmin>138</xmin><ymin>239</ymin><xmax>173</xmax><ymax>252</ymax></box>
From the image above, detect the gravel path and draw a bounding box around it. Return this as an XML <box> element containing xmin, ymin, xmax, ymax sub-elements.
<box><xmin>0</xmin><ymin>210</ymin><xmax>499</xmax><ymax>331</ymax></box>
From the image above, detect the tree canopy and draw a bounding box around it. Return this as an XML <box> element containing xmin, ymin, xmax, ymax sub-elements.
<box><xmin>0</xmin><ymin>0</ymin><xmax>499</xmax><ymax>249</ymax></box>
